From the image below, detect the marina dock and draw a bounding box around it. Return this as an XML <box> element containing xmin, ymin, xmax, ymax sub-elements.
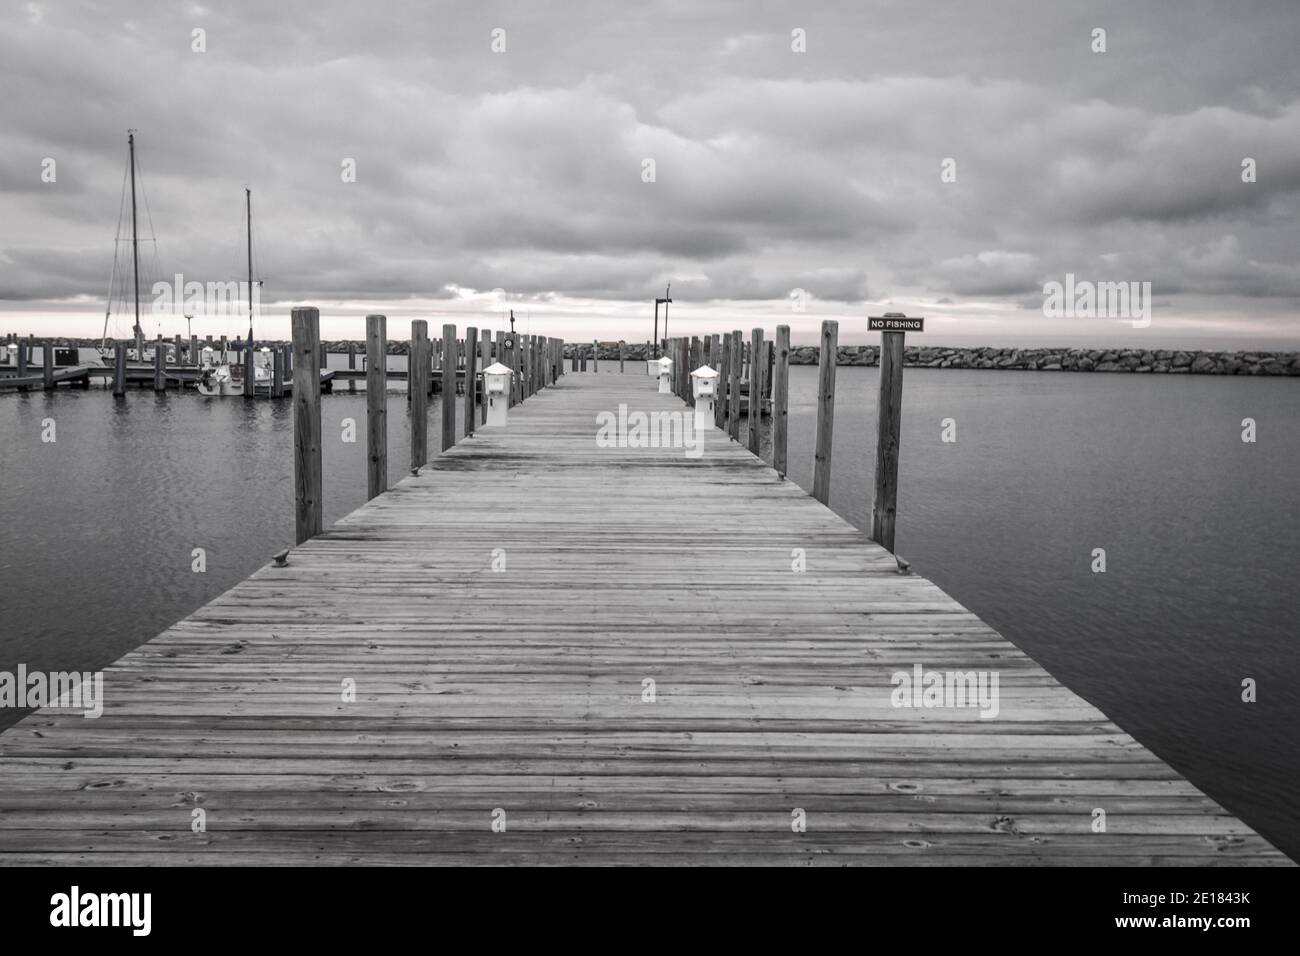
<box><xmin>0</xmin><ymin>342</ymin><xmax>1289</xmax><ymax>865</ymax></box>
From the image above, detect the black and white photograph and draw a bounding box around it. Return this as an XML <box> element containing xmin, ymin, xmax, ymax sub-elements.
<box><xmin>0</xmin><ymin>0</ymin><xmax>1296</xmax><ymax>932</ymax></box>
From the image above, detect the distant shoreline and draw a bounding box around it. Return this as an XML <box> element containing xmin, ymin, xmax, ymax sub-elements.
<box><xmin>584</xmin><ymin>342</ymin><xmax>1300</xmax><ymax>376</ymax></box>
<box><xmin>14</xmin><ymin>337</ymin><xmax>1300</xmax><ymax>376</ymax></box>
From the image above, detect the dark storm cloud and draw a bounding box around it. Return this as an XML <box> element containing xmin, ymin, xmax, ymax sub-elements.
<box><xmin>1</xmin><ymin>0</ymin><xmax>1298</xmax><ymax>334</ymax></box>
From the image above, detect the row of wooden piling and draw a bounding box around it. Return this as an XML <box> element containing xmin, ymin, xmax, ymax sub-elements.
<box><xmin>655</xmin><ymin>321</ymin><xmax>903</xmax><ymax>555</ymax></box>
<box><xmin>292</xmin><ymin>308</ymin><xmax>565</xmax><ymax>545</ymax></box>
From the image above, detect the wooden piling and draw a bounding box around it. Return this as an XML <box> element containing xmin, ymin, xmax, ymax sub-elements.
<box><xmin>291</xmin><ymin>307</ymin><xmax>323</xmax><ymax>544</ymax></box>
<box><xmin>717</xmin><ymin>333</ymin><xmax>729</xmax><ymax>430</ymax></box>
<box><xmin>711</xmin><ymin>334</ymin><xmax>723</xmax><ymax>428</ymax></box>
<box><xmin>479</xmin><ymin>330</ymin><xmax>492</xmax><ymax>425</ymax></box>
<box><xmin>496</xmin><ymin>330</ymin><xmax>508</xmax><ymax>398</ymax></box>
<box><xmin>681</xmin><ymin>338</ymin><xmax>690</xmax><ymax>403</ymax></box>
<box><xmin>410</xmin><ymin>321</ymin><xmax>429</xmax><ymax>472</ymax></box>
<box><xmin>155</xmin><ymin>336</ymin><xmax>167</xmax><ymax>393</ymax></box>
<box><xmin>526</xmin><ymin>336</ymin><xmax>535</xmax><ymax>397</ymax></box>
<box><xmin>441</xmin><ymin>324</ymin><xmax>456</xmax><ymax>451</ymax></box>
<box><xmin>748</xmin><ymin>329</ymin><xmax>764</xmax><ymax>455</ymax></box>
<box><xmin>518</xmin><ymin>336</ymin><xmax>528</xmax><ymax>399</ymax></box>
<box><xmin>270</xmin><ymin>348</ymin><xmax>283</xmax><ymax>398</ymax></box>
<box><xmin>592</xmin><ymin>340</ymin><xmax>598</xmax><ymax>374</ymax></box>
<box><xmin>509</xmin><ymin>334</ymin><xmax>521</xmax><ymax>405</ymax></box>
<box><xmin>759</xmin><ymin>340</ymin><xmax>769</xmax><ymax>408</ymax></box>
<box><xmin>619</xmin><ymin>341</ymin><xmax>625</xmax><ymax>373</ymax></box>
<box><xmin>464</xmin><ymin>326</ymin><xmax>478</xmax><ymax>437</ymax></box>
<box><xmin>522</xmin><ymin>335</ymin><xmax>531</xmax><ymax>399</ymax></box>
<box><xmin>112</xmin><ymin>343</ymin><xmax>126</xmax><ymax>397</ymax></box>
<box><xmin>690</xmin><ymin>337</ymin><xmax>702</xmax><ymax>404</ymax></box>
<box><xmin>773</xmin><ymin>325</ymin><xmax>790</xmax><ymax>479</ymax></box>
<box><xmin>189</xmin><ymin>335</ymin><xmax>198</xmax><ymax>365</ymax></box>
<box><xmin>15</xmin><ymin>338</ymin><xmax>27</xmax><ymax>391</ymax></box>
<box><xmin>243</xmin><ymin>338</ymin><xmax>255</xmax><ymax>399</ymax></box>
<box><xmin>43</xmin><ymin>340</ymin><xmax>54</xmax><ymax>389</ymax></box>
<box><xmin>366</xmin><ymin>314</ymin><xmax>387</xmax><ymax>500</ymax></box>
<box><xmin>347</xmin><ymin>342</ymin><xmax>357</xmax><ymax>393</ymax></box>
<box><xmin>871</xmin><ymin>329</ymin><xmax>906</xmax><ymax>553</ymax></box>
<box><xmin>728</xmin><ymin>331</ymin><xmax>742</xmax><ymax>441</ymax></box>
<box><xmin>684</xmin><ymin>338</ymin><xmax>691</xmax><ymax>399</ymax></box>
<box><xmin>684</xmin><ymin>338</ymin><xmax>693</xmax><ymax>404</ymax></box>
<box><xmin>812</xmin><ymin>319</ymin><xmax>838</xmax><ymax>505</ymax></box>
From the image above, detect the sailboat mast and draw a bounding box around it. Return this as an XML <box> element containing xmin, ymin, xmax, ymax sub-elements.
<box><xmin>246</xmin><ymin>187</ymin><xmax>253</xmax><ymax>337</ymax></box>
<box><xmin>129</xmin><ymin>132</ymin><xmax>141</xmax><ymax>343</ymax></box>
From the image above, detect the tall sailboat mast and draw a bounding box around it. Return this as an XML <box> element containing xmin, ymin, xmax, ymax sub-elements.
<box><xmin>246</xmin><ymin>187</ymin><xmax>254</xmax><ymax>338</ymax></box>
<box><xmin>128</xmin><ymin>132</ymin><xmax>142</xmax><ymax>346</ymax></box>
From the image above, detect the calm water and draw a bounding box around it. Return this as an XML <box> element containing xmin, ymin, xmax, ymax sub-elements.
<box><xmin>1</xmin><ymin>363</ymin><xmax>1297</xmax><ymax>860</ymax></box>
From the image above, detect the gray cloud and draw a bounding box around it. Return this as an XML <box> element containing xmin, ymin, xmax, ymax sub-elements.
<box><xmin>1</xmin><ymin>0</ymin><xmax>1298</xmax><ymax>343</ymax></box>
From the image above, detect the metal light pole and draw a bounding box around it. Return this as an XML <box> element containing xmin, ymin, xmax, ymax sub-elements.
<box><xmin>653</xmin><ymin>284</ymin><xmax>671</xmax><ymax>359</ymax></box>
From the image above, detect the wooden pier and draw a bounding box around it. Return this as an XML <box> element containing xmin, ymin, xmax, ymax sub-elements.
<box><xmin>0</xmin><ymin>357</ymin><xmax>1289</xmax><ymax>865</ymax></box>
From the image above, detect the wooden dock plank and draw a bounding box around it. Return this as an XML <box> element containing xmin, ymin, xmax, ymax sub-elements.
<box><xmin>0</xmin><ymin>373</ymin><xmax>1288</xmax><ymax>865</ymax></box>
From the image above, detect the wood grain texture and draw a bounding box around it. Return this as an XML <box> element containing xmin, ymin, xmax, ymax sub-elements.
<box><xmin>441</xmin><ymin>325</ymin><xmax>456</xmax><ymax>452</ymax></box>
<box><xmin>366</xmin><ymin>315</ymin><xmax>387</xmax><ymax>500</ymax></box>
<box><xmin>479</xmin><ymin>330</ymin><xmax>491</xmax><ymax>426</ymax></box>
<box><xmin>156</xmin><ymin>338</ymin><xmax>168</xmax><ymax>393</ymax></box>
<box><xmin>748</xmin><ymin>328</ymin><xmax>764</xmax><ymax>457</ymax></box>
<box><xmin>463</xmin><ymin>327</ymin><xmax>478</xmax><ymax>438</ymax></box>
<box><xmin>0</xmin><ymin>373</ymin><xmax>1287</xmax><ymax>866</ymax></box>
<box><xmin>410</xmin><ymin>321</ymin><xmax>429</xmax><ymax>474</ymax></box>
<box><xmin>773</xmin><ymin>325</ymin><xmax>790</xmax><ymax>479</ymax></box>
<box><xmin>291</xmin><ymin>307</ymin><xmax>322</xmax><ymax>544</ymax></box>
<box><xmin>872</xmin><ymin>331</ymin><xmax>906</xmax><ymax>553</ymax></box>
<box><xmin>728</xmin><ymin>330</ymin><xmax>742</xmax><ymax>443</ymax></box>
<box><xmin>813</xmin><ymin>320</ymin><xmax>838</xmax><ymax>505</ymax></box>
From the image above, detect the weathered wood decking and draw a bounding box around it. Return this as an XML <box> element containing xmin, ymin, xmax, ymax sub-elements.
<box><xmin>0</xmin><ymin>372</ymin><xmax>1288</xmax><ymax>865</ymax></box>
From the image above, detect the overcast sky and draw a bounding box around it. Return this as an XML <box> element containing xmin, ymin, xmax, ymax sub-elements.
<box><xmin>2</xmin><ymin>0</ymin><xmax>1298</xmax><ymax>346</ymax></box>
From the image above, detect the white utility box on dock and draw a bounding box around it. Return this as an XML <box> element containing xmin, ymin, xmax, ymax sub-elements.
<box><xmin>649</xmin><ymin>355</ymin><xmax>673</xmax><ymax>393</ymax></box>
<box><xmin>483</xmin><ymin>361</ymin><xmax>514</xmax><ymax>427</ymax></box>
<box><xmin>690</xmin><ymin>365</ymin><xmax>719</xmax><ymax>433</ymax></box>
